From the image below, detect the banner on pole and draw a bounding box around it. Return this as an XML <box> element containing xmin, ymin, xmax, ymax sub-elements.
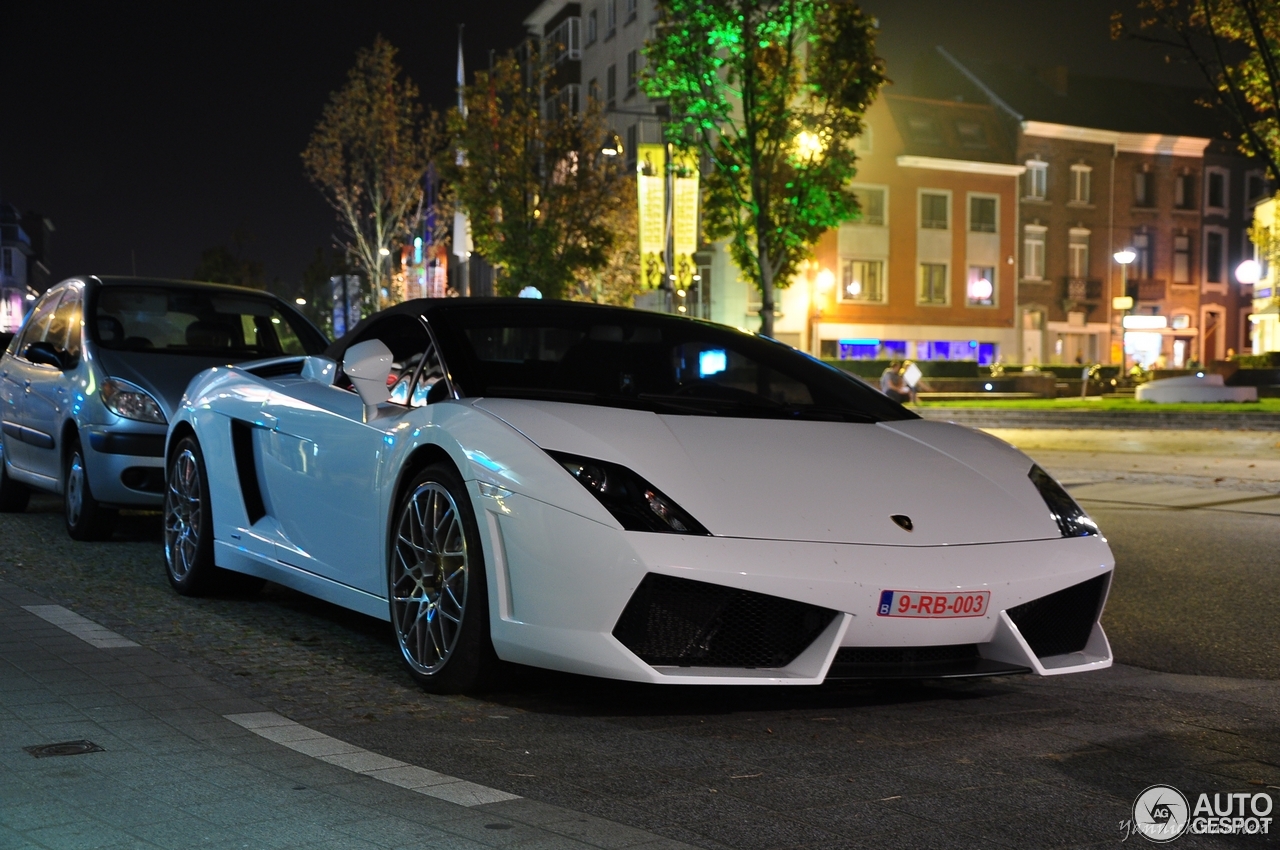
<box><xmin>671</xmin><ymin>149</ymin><xmax>699</xmax><ymax>291</ymax></box>
<box><xmin>636</xmin><ymin>144</ymin><xmax>667</xmax><ymax>290</ymax></box>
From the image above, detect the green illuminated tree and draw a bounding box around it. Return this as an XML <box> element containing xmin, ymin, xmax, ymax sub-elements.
<box><xmin>444</xmin><ymin>50</ymin><xmax>628</xmax><ymax>300</ymax></box>
<box><xmin>1113</xmin><ymin>0</ymin><xmax>1280</xmax><ymax>182</ymax></box>
<box><xmin>302</xmin><ymin>37</ymin><xmax>437</xmax><ymax>308</ymax></box>
<box><xmin>644</xmin><ymin>0</ymin><xmax>885</xmax><ymax>336</ymax></box>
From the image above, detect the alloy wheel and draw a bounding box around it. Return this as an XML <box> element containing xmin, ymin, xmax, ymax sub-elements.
<box><xmin>391</xmin><ymin>481</ymin><xmax>469</xmax><ymax>675</ymax></box>
<box><xmin>164</xmin><ymin>448</ymin><xmax>202</xmax><ymax>581</ymax></box>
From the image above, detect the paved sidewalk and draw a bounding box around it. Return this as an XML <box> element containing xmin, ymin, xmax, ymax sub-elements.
<box><xmin>0</xmin><ymin>579</ymin><xmax>695</xmax><ymax>850</ymax></box>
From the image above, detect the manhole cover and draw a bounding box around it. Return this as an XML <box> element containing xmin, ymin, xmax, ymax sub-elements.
<box><xmin>24</xmin><ymin>740</ymin><xmax>104</xmax><ymax>758</ymax></box>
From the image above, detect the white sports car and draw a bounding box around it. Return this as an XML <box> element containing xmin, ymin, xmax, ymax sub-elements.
<box><xmin>164</xmin><ymin>299</ymin><xmax>1114</xmax><ymax>693</ymax></box>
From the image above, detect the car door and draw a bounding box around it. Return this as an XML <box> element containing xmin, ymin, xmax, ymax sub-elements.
<box><xmin>258</xmin><ymin>313</ymin><xmax>433</xmax><ymax>594</ymax></box>
<box><xmin>0</xmin><ymin>290</ymin><xmax>64</xmax><ymax>475</ymax></box>
<box><xmin>24</xmin><ymin>286</ymin><xmax>82</xmax><ymax>481</ymax></box>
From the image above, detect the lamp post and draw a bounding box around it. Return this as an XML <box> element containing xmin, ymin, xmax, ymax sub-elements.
<box><xmin>1113</xmin><ymin>249</ymin><xmax>1136</xmax><ymax>371</ymax></box>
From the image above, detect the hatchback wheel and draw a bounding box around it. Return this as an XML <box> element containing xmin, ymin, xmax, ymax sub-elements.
<box><xmin>64</xmin><ymin>437</ymin><xmax>116</xmax><ymax>540</ymax></box>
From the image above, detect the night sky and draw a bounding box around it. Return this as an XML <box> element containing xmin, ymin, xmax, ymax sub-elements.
<box><xmin>1</xmin><ymin>0</ymin><xmax>1201</xmax><ymax>295</ymax></box>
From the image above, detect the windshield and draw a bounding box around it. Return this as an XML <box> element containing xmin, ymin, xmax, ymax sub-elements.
<box><xmin>91</xmin><ymin>285</ymin><xmax>325</xmax><ymax>357</ymax></box>
<box><xmin>427</xmin><ymin>302</ymin><xmax>916</xmax><ymax>423</ymax></box>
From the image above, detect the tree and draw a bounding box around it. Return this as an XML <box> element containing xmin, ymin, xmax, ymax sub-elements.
<box><xmin>568</xmin><ymin>177</ymin><xmax>644</xmax><ymax>306</ymax></box>
<box><xmin>644</xmin><ymin>0</ymin><xmax>886</xmax><ymax>337</ymax></box>
<box><xmin>444</xmin><ymin>50</ymin><xmax>629</xmax><ymax>300</ymax></box>
<box><xmin>302</xmin><ymin>36</ymin><xmax>435</xmax><ymax>309</ymax></box>
<box><xmin>192</xmin><ymin>230</ymin><xmax>266</xmax><ymax>289</ymax></box>
<box><xmin>1113</xmin><ymin>0</ymin><xmax>1280</xmax><ymax>182</ymax></box>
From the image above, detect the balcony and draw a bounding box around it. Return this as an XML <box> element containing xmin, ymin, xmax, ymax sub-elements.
<box><xmin>1063</xmin><ymin>277</ymin><xmax>1103</xmax><ymax>302</ymax></box>
<box><xmin>1127</xmin><ymin>279</ymin><xmax>1166</xmax><ymax>302</ymax></box>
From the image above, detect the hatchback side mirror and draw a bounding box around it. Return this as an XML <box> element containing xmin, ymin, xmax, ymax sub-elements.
<box><xmin>23</xmin><ymin>341</ymin><xmax>65</xmax><ymax>370</ymax></box>
<box><xmin>342</xmin><ymin>339</ymin><xmax>394</xmax><ymax>420</ymax></box>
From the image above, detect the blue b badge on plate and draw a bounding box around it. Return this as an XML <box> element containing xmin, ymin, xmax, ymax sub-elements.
<box><xmin>878</xmin><ymin>590</ymin><xmax>894</xmax><ymax>616</ymax></box>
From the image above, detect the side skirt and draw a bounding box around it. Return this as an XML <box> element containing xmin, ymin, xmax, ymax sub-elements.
<box><xmin>214</xmin><ymin>540</ymin><xmax>389</xmax><ymax>621</ymax></box>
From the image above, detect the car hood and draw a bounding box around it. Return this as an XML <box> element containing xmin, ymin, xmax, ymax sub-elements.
<box><xmin>474</xmin><ymin>399</ymin><xmax>1066</xmax><ymax>546</ymax></box>
<box><xmin>93</xmin><ymin>348</ymin><xmax>237</xmax><ymax>420</ymax></box>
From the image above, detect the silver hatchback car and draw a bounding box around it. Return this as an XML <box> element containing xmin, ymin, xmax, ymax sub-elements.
<box><xmin>0</xmin><ymin>276</ymin><xmax>328</xmax><ymax>539</ymax></box>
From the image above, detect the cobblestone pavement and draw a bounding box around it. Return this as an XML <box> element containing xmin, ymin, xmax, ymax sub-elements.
<box><xmin>0</xmin><ymin>429</ymin><xmax>1278</xmax><ymax>848</ymax></box>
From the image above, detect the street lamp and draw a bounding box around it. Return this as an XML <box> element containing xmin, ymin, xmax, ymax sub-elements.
<box><xmin>1113</xmin><ymin>249</ymin><xmax>1136</xmax><ymax>371</ymax></box>
<box><xmin>1236</xmin><ymin>259</ymin><xmax>1261</xmax><ymax>286</ymax></box>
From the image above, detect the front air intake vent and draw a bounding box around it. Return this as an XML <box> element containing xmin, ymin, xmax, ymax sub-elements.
<box><xmin>244</xmin><ymin>358</ymin><xmax>305</xmax><ymax>379</ymax></box>
<box><xmin>1007</xmin><ymin>574</ymin><xmax>1108</xmax><ymax>659</ymax></box>
<box><xmin>612</xmin><ymin>574</ymin><xmax>836</xmax><ymax>668</ymax></box>
<box><xmin>826</xmin><ymin>644</ymin><xmax>1028</xmax><ymax>680</ymax></box>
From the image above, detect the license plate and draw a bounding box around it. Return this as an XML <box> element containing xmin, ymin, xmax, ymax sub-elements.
<box><xmin>877</xmin><ymin>590</ymin><xmax>990</xmax><ymax>618</ymax></box>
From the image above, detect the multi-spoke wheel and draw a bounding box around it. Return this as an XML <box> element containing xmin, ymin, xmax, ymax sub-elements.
<box><xmin>165</xmin><ymin>435</ymin><xmax>261</xmax><ymax>596</ymax></box>
<box><xmin>64</xmin><ymin>436</ymin><xmax>116</xmax><ymax>540</ymax></box>
<box><xmin>390</xmin><ymin>463</ymin><xmax>497</xmax><ymax>693</ymax></box>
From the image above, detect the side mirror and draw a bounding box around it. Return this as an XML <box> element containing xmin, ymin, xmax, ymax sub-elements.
<box><xmin>342</xmin><ymin>339</ymin><xmax>394</xmax><ymax>420</ymax></box>
<box><xmin>23</xmin><ymin>341</ymin><xmax>65</xmax><ymax>370</ymax></box>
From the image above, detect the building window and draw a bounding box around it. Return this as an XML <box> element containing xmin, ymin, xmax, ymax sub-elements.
<box><xmin>546</xmin><ymin>16</ymin><xmax>582</xmax><ymax>63</ymax></box>
<box><xmin>954</xmin><ymin>120</ymin><xmax>987</xmax><ymax>149</ymax></box>
<box><xmin>1</xmin><ymin>248</ymin><xmax>11</xmax><ymax>278</ymax></box>
<box><xmin>854</xmin><ymin>124</ymin><xmax>873</xmax><ymax>154</ymax></box>
<box><xmin>1133</xmin><ymin>232</ymin><xmax>1152</xmax><ymax>278</ymax></box>
<box><xmin>966</xmin><ymin>266</ymin><xmax>995</xmax><ymax>307</ymax></box>
<box><xmin>1247</xmin><ymin>170</ymin><xmax>1267</xmax><ymax>203</ymax></box>
<box><xmin>1134</xmin><ymin>168</ymin><xmax>1154</xmax><ymax>207</ymax></box>
<box><xmin>1174</xmin><ymin>172</ymin><xmax>1196</xmax><ymax>209</ymax></box>
<box><xmin>1206</xmin><ymin>230</ymin><xmax>1225</xmax><ymax>284</ymax></box>
<box><xmin>1173</xmin><ymin>234</ymin><xmax>1191</xmax><ymax>283</ymax></box>
<box><xmin>839</xmin><ymin>259</ymin><xmax>885</xmax><ymax>302</ymax></box>
<box><xmin>918</xmin><ymin>263</ymin><xmax>948</xmax><ymax>305</ymax></box>
<box><xmin>1024</xmin><ymin>160</ymin><xmax>1047</xmax><ymax>200</ymax></box>
<box><xmin>1070</xmin><ymin>164</ymin><xmax>1092</xmax><ymax>204</ymax></box>
<box><xmin>1206</xmin><ymin>168</ymin><xmax>1227</xmax><ymax>211</ymax></box>
<box><xmin>1023</xmin><ymin>226</ymin><xmax>1046</xmax><ymax>281</ymax></box>
<box><xmin>606</xmin><ymin>0</ymin><xmax>617</xmax><ymax>36</ymax></box>
<box><xmin>625</xmin><ymin>124</ymin><xmax>638</xmax><ymax>170</ymax></box>
<box><xmin>969</xmin><ymin>195</ymin><xmax>996</xmax><ymax>233</ymax></box>
<box><xmin>625</xmin><ymin>50</ymin><xmax>638</xmax><ymax>99</ymax></box>
<box><xmin>606</xmin><ymin>64</ymin><xmax>616</xmax><ymax>110</ymax></box>
<box><xmin>1068</xmin><ymin>228</ymin><xmax>1090</xmax><ymax>278</ymax></box>
<box><xmin>586</xmin><ymin>9</ymin><xmax>597</xmax><ymax>45</ymax></box>
<box><xmin>920</xmin><ymin>192</ymin><xmax>948</xmax><ymax>229</ymax></box>
<box><xmin>588</xmin><ymin>78</ymin><xmax>600</xmax><ymax>103</ymax></box>
<box><xmin>625</xmin><ymin>0</ymin><xmax>637</xmax><ymax>23</ymax></box>
<box><xmin>852</xmin><ymin>187</ymin><xmax>885</xmax><ymax>226</ymax></box>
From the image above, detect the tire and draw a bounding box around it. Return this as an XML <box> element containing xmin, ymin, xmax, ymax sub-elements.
<box><xmin>0</xmin><ymin>438</ymin><xmax>30</xmax><ymax>513</ymax></box>
<box><xmin>64</xmin><ymin>437</ymin><xmax>116</xmax><ymax>540</ymax></box>
<box><xmin>389</xmin><ymin>463</ymin><xmax>498</xmax><ymax>694</ymax></box>
<box><xmin>164</xmin><ymin>435</ymin><xmax>263</xmax><ymax>597</ymax></box>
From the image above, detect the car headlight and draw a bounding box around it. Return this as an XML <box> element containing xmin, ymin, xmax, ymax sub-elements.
<box><xmin>101</xmin><ymin>378</ymin><xmax>167</xmax><ymax>424</ymax></box>
<box><xmin>1029</xmin><ymin>464</ymin><xmax>1097</xmax><ymax>537</ymax></box>
<box><xmin>547</xmin><ymin>451</ymin><xmax>709</xmax><ymax>535</ymax></box>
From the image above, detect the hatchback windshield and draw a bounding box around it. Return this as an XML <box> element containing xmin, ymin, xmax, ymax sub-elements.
<box><xmin>92</xmin><ymin>286</ymin><xmax>324</xmax><ymax>357</ymax></box>
<box><xmin>427</xmin><ymin>303</ymin><xmax>915</xmax><ymax>423</ymax></box>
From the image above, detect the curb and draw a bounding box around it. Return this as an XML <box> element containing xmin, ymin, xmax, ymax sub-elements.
<box><xmin>915</xmin><ymin>407</ymin><xmax>1280</xmax><ymax>431</ymax></box>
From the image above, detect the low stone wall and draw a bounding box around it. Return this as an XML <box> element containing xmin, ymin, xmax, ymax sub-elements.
<box><xmin>915</xmin><ymin>407</ymin><xmax>1280</xmax><ymax>431</ymax></box>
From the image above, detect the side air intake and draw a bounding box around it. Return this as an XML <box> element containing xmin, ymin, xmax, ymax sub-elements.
<box><xmin>613</xmin><ymin>574</ymin><xmax>836</xmax><ymax>668</ymax></box>
<box><xmin>1006</xmin><ymin>574</ymin><xmax>1108</xmax><ymax>658</ymax></box>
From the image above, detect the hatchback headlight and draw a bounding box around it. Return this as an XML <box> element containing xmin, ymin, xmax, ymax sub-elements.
<box><xmin>101</xmin><ymin>378</ymin><xmax>167</xmax><ymax>424</ymax></box>
<box><xmin>548</xmin><ymin>451</ymin><xmax>709</xmax><ymax>535</ymax></box>
<box><xmin>1029</xmin><ymin>464</ymin><xmax>1097</xmax><ymax>537</ymax></box>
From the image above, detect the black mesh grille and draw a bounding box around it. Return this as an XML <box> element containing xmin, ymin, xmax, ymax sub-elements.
<box><xmin>613</xmin><ymin>574</ymin><xmax>837</xmax><ymax>668</ymax></box>
<box><xmin>1007</xmin><ymin>574</ymin><xmax>1108</xmax><ymax>659</ymax></box>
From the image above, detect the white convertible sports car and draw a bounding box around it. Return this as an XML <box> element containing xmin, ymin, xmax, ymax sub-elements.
<box><xmin>164</xmin><ymin>299</ymin><xmax>1114</xmax><ymax>693</ymax></box>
